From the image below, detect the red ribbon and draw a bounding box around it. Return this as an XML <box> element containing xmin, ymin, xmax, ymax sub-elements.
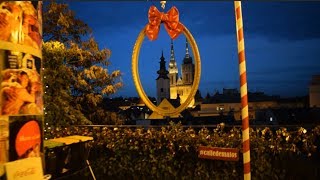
<box><xmin>145</xmin><ymin>6</ymin><xmax>184</xmax><ymax>41</ymax></box>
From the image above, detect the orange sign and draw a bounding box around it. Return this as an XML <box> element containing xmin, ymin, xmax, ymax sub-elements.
<box><xmin>15</xmin><ymin>120</ymin><xmax>41</xmax><ymax>158</ymax></box>
<box><xmin>198</xmin><ymin>146</ymin><xmax>239</xmax><ymax>161</ymax></box>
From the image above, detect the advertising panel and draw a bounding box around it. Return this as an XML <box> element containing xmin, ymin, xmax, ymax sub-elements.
<box><xmin>0</xmin><ymin>1</ymin><xmax>43</xmax><ymax>177</ymax></box>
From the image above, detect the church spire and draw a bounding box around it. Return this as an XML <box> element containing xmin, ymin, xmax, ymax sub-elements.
<box><xmin>168</xmin><ymin>40</ymin><xmax>178</xmax><ymax>87</ymax></box>
<box><xmin>169</xmin><ymin>39</ymin><xmax>178</xmax><ymax>72</ymax></box>
<box><xmin>170</xmin><ymin>39</ymin><xmax>175</xmax><ymax>61</ymax></box>
<box><xmin>183</xmin><ymin>38</ymin><xmax>193</xmax><ymax>64</ymax></box>
<box><xmin>185</xmin><ymin>38</ymin><xmax>190</xmax><ymax>58</ymax></box>
<box><xmin>157</xmin><ymin>50</ymin><xmax>169</xmax><ymax>80</ymax></box>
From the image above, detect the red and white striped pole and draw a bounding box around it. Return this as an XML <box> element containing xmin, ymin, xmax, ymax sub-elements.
<box><xmin>234</xmin><ymin>1</ymin><xmax>251</xmax><ymax>180</ymax></box>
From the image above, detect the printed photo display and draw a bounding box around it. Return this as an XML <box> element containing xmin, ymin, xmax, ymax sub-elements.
<box><xmin>0</xmin><ymin>53</ymin><xmax>43</xmax><ymax>115</ymax></box>
<box><xmin>0</xmin><ymin>1</ymin><xmax>42</xmax><ymax>50</ymax></box>
<box><xmin>0</xmin><ymin>1</ymin><xmax>43</xmax><ymax>116</ymax></box>
<box><xmin>8</xmin><ymin>116</ymin><xmax>43</xmax><ymax>161</ymax></box>
<box><xmin>0</xmin><ymin>1</ymin><xmax>43</xmax><ymax>174</ymax></box>
<box><xmin>0</xmin><ymin>117</ymin><xmax>9</xmax><ymax>176</ymax></box>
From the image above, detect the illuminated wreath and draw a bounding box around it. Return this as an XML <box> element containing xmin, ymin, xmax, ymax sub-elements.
<box><xmin>132</xmin><ymin>6</ymin><xmax>201</xmax><ymax>116</ymax></box>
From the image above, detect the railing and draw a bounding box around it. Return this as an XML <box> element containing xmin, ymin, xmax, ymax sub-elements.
<box><xmin>73</xmin><ymin>124</ymin><xmax>318</xmax><ymax>130</ymax></box>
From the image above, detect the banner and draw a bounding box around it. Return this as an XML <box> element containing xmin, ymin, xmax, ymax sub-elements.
<box><xmin>198</xmin><ymin>146</ymin><xmax>239</xmax><ymax>161</ymax></box>
<box><xmin>0</xmin><ymin>1</ymin><xmax>43</xmax><ymax>177</ymax></box>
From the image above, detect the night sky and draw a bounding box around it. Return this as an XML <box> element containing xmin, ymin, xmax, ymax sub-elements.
<box><xmin>67</xmin><ymin>1</ymin><xmax>320</xmax><ymax>98</ymax></box>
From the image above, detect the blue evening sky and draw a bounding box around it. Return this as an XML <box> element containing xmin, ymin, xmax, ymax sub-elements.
<box><xmin>67</xmin><ymin>1</ymin><xmax>320</xmax><ymax>98</ymax></box>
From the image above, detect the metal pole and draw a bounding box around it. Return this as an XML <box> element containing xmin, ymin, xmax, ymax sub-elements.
<box><xmin>234</xmin><ymin>1</ymin><xmax>251</xmax><ymax>180</ymax></box>
<box><xmin>86</xmin><ymin>160</ymin><xmax>96</xmax><ymax>180</ymax></box>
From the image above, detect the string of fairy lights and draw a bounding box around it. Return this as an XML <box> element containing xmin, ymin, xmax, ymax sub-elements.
<box><xmin>42</xmin><ymin>66</ymin><xmax>50</xmax><ymax>140</ymax></box>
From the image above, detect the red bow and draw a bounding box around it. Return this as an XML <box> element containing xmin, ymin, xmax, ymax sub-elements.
<box><xmin>145</xmin><ymin>6</ymin><xmax>184</xmax><ymax>41</ymax></box>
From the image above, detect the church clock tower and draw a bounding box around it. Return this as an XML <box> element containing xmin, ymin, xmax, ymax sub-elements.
<box><xmin>156</xmin><ymin>51</ymin><xmax>170</xmax><ymax>105</ymax></box>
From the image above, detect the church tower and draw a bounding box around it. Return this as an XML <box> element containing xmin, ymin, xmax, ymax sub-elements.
<box><xmin>181</xmin><ymin>39</ymin><xmax>195</xmax><ymax>85</ymax></box>
<box><xmin>156</xmin><ymin>51</ymin><xmax>170</xmax><ymax>105</ymax></box>
<box><xmin>168</xmin><ymin>40</ymin><xmax>178</xmax><ymax>87</ymax></box>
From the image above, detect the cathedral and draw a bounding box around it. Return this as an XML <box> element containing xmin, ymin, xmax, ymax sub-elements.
<box><xmin>156</xmin><ymin>39</ymin><xmax>195</xmax><ymax>108</ymax></box>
